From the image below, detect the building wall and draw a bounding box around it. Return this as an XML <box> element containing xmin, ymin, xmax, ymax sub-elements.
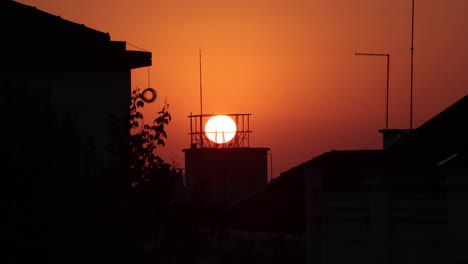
<box><xmin>305</xmin><ymin>169</ymin><xmax>464</xmax><ymax>264</ymax></box>
<box><xmin>306</xmin><ymin>189</ymin><xmax>372</xmax><ymax>264</ymax></box>
<box><xmin>183</xmin><ymin>147</ymin><xmax>270</xmax><ymax>206</ymax></box>
<box><xmin>2</xmin><ymin>65</ymin><xmax>130</xmax><ymax>165</ymax></box>
<box><xmin>1</xmin><ymin>50</ymin><xmax>146</xmax><ymax>264</ymax></box>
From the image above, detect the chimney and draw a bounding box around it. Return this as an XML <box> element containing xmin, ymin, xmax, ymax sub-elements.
<box><xmin>378</xmin><ymin>129</ymin><xmax>412</xmax><ymax>150</ymax></box>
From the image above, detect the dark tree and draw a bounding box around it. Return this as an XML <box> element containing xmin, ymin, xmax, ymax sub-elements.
<box><xmin>2</xmin><ymin>83</ymin><xmax>173</xmax><ymax>264</ymax></box>
<box><xmin>107</xmin><ymin>88</ymin><xmax>177</xmax><ymax>262</ymax></box>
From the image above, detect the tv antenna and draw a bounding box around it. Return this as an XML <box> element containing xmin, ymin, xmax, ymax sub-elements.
<box><xmin>355</xmin><ymin>52</ymin><xmax>390</xmax><ymax>129</ymax></box>
<box><xmin>410</xmin><ymin>0</ymin><xmax>415</xmax><ymax>129</ymax></box>
<box><xmin>199</xmin><ymin>49</ymin><xmax>204</xmax><ymax>147</ymax></box>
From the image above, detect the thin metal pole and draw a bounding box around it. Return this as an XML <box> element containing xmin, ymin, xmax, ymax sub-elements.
<box><xmin>247</xmin><ymin>115</ymin><xmax>250</xmax><ymax>147</ymax></box>
<box><xmin>410</xmin><ymin>0</ymin><xmax>415</xmax><ymax>129</ymax></box>
<box><xmin>386</xmin><ymin>55</ymin><xmax>390</xmax><ymax>129</ymax></box>
<box><xmin>199</xmin><ymin>49</ymin><xmax>203</xmax><ymax>148</ymax></box>
<box><xmin>355</xmin><ymin>53</ymin><xmax>391</xmax><ymax>129</ymax></box>
<box><xmin>190</xmin><ymin>112</ymin><xmax>193</xmax><ymax>144</ymax></box>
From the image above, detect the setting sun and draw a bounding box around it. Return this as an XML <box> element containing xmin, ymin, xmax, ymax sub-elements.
<box><xmin>205</xmin><ymin>115</ymin><xmax>237</xmax><ymax>144</ymax></box>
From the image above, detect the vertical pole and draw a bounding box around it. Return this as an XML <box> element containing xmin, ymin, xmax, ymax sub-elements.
<box><xmin>355</xmin><ymin>53</ymin><xmax>391</xmax><ymax>129</ymax></box>
<box><xmin>190</xmin><ymin>112</ymin><xmax>193</xmax><ymax>145</ymax></box>
<box><xmin>386</xmin><ymin>55</ymin><xmax>390</xmax><ymax>129</ymax></box>
<box><xmin>410</xmin><ymin>0</ymin><xmax>414</xmax><ymax>129</ymax></box>
<box><xmin>199</xmin><ymin>49</ymin><xmax>204</xmax><ymax>147</ymax></box>
<box><xmin>247</xmin><ymin>115</ymin><xmax>250</xmax><ymax>147</ymax></box>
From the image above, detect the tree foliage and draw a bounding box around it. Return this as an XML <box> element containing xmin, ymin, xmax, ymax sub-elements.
<box><xmin>129</xmin><ymin>88</ymin><xmax>172</xmax><ymax>187</ymax></box>
<box><xmin>108</xmin><ymin>88</ymin><xmax>176</xmax><ymax>262</ymax></box>
<box><xmin>3</xmin><ymin>83</ymin><xmax>173</xmax><ymax>263</ymax></box>
<box><xmin>108</xmin><ymin>87</ymin><xmax>172</xmax><ymax>188</ymax></box>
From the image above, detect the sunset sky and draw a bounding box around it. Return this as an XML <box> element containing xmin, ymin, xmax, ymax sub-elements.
<box><xmin>17</xmin><ymin>0</ymin><xmax>468</xmax><ymax>178</ymax></box>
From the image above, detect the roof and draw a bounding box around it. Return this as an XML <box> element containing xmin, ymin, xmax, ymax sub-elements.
<box><xmin>388</xmin><ymin>94</ymin><xmax>468</xmax><ymax>168</ymax></box>
<box><xmin>223</xmin><ymin>94</ymin><xmax>468</xmax><ymax>234</ymax></box>
<box><xmin>0</xmin><ymin>0</ymin><xmax>151</xmax><ymax>69</ymax></box>
<box><xmin>223</xmin><ymin>150</ymin><xmax>385</xmax><ymax>234</ymax></box>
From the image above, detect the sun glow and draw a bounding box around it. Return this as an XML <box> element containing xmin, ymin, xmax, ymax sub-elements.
<box><xmin>205</xmin><ymin>115</ymin><xmax>237</xmax><ymax>144</ymax></box>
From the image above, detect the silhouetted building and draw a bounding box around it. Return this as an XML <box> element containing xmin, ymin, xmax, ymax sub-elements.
<box><xmin>305</xmin><ymin>95</ymin><xmax>468</xmax><ymax>264</ymax></box>
<box><xmin>1</xmin><ymin>0</ymin><xmax>150</xmax><ymax>170</ymax></box>
<box><xmin>184</xmin><ymin>147</ymin><xmax>270</xmax><ymax>206</ymax></box>
<box><xmin>218</xmin><ymin>95</ymin><xmax>468</xmax><ymax>264</ymax></box>
<box><xmin>218</xmin><ymin>149</ymin><xmax>386</xmax><ymax>264</ymax></box>
<box><xmin>378</xmin><ymin>128</ymin><xmax>412</xmax><ymax>149</ymax></box>
<box><xmin>1</xmin><ymin>1</ymin><xmax>151</xmax><ymax>263</ymax></box>
<box><xmin>182</xmin><ymin>114</ymin><xmax>270</xmax><ymax>208</ymax></box>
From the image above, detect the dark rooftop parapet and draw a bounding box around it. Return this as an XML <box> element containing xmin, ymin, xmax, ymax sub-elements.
<box><xmin>0</xmin><ymin>0</ymin><xmax>151</xmax><ymax>69</ymax></box>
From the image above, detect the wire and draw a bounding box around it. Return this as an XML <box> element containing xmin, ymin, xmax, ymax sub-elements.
<box><xmin>147</xmin><ymin>66</ymin><xmax>151</xmax><ymax>88</ymax></box>
<box><xmin>125</xmin><ymin>42</ymin><xmax>152</xmax><ymax>91</ymax></box>
<box><xmin>126</xmin><ymin>42</ymin><xmax>149</xmax><ymax>52</ymax></box>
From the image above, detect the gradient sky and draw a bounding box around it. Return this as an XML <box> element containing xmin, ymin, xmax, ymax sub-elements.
<box><xmin>17</xmin><ymin>0</ymin><xmax>468</xmax><ymax>178</ymax></box>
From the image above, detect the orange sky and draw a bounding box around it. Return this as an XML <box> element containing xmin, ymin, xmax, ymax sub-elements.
<box><xmin>17</xmin><ymin>0</ymin><xmax>468</xmax><ymax>178</ymax></box>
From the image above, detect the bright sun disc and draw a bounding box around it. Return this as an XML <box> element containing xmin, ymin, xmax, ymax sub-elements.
<box><xmin>205</xmin><ymin>115</ymin><xmax>237</xmax><ymax>144</ymax></box>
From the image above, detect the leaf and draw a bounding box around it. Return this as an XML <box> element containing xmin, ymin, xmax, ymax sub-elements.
<box><xmin>157</xmin><ymin>139</ymin><xmax>165</xmax><ymax>146</ymax></box>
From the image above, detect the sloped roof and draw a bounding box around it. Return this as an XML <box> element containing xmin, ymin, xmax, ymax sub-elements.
<box><xmin>0</xmin><ymin>0</ymin><xmax>151</xmax><ymax>68</ymax></box>
<box><xmin>388</xmin><ymin>94</ymin><xmax>468</xmax><ymax>168</ymax></box>
<box><xmin>223</xmin><ymin>95</ymin><xmax>468</xmax><ymax>234</ymax></box>
<box><xmin>223</xmin><ymin>150</ymin><xmax>385</xmax><ymax>234</ymax></box>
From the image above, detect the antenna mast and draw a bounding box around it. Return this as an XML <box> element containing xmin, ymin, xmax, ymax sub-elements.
<box><xmin>199</xmin><ymin>49</ymin><xmax>203</xmax><ymax>147</ymax></box>
<box><xmin>410</xmin><ymin>0</ymin><xmax>414</xmax><ymax>129</ymax></box>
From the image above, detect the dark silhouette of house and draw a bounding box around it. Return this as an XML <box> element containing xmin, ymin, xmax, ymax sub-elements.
<box><xmin>223</xmin><ymin>149</ymin><xmax>388</xmax><ymax>234</ymax></box>
<box><xmin>217</xmin><ymin>94</ymin><xmax>468</xmax><ymax>264</ymax></box>
<box><xmin>183</xmin><ymin>147</ymin><xmax>270</xmax><ymax>207</ymax></box>
<box><xmin>1</xmin><ymin>0</ymin><xmax>150</xmax><ymax>159</ymax></box>
<box><xmin>306</xmin><ymin>95</ymin><xmax>468</xmax><ymax>264</ymax></box>
<box><xmin>214</xmin><ymin>149</ymin><xmax>386</xmax><ymax>263</ymax></box>
<box><xmin>1</xmin><ymin>0</ymin><xmax>151</xmax><ymax>170</ymax></box>
<box><xmin>1</xmin><ymin>1</ymin><xmax>151</xmax><ymax>263</ymax></box>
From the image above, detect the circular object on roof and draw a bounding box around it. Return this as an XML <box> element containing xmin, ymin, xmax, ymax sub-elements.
<box><xmin>141</xmin><ymin>88</ymin><xmax>157</xmax><ymax>103</ymax></box>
